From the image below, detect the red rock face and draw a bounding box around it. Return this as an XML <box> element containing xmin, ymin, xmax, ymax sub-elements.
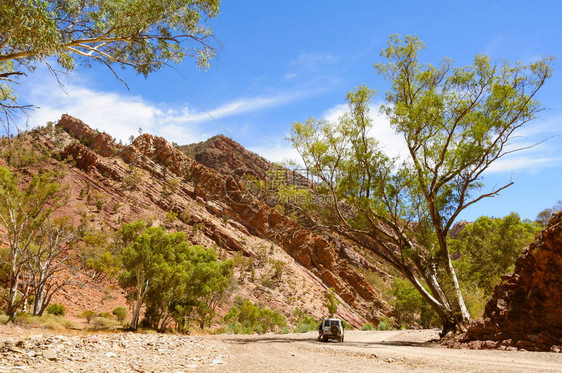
<box><xmin>452</xmin><ymin>211</ymin><xmax>562</xmax><ymax>352</ymax></box>
<box><xmin>58</xmin><ymin>114</ymin><xmax>117</xmax><ymax>157</ymax></box>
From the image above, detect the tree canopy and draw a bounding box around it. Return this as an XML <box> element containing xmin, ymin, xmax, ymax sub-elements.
<box><xmin>450</xmin><ymin>213</ymin><xmax>538</xmax><ymax>295</ymax></box>
<box><xmin>288</xmin><ymin>35</ymin><xmax>552</xmax><ymax>335</ymax></box>
<box><xmin>118</xmin><ymin>222</ymin><xmax>232</xmax><ymax>331</ymax></box>
<box><xmin>0</xmin><ymin>0</ymin><xmax>221</xmax><ymax>129</ymax></box>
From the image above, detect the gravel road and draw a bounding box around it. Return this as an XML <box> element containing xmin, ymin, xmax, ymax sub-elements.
<box><xmin>1</xmin><ymin>326</ymin><xmax>561</xmax><ymax>372</ymax></box>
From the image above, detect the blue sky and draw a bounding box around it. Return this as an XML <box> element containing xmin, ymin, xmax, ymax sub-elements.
<box><xmin>14</xmin><ymin>0</ymin><xmax>562</xmax><ymax>221</ymax></box>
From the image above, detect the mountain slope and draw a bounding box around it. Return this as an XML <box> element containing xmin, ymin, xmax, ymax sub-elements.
<box><xmin>1</xmin><ymin>115</ymin><xmax>392</xmax><ymax>327</ymax></box>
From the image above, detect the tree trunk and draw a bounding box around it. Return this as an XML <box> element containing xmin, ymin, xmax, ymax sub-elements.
<box><xmin>6</xmin><ymin>271</ymin><xmax>20</xmax><ymax>320</ymax></box>
<box><xmin>32</xmin><ymin>284</ymin><xmax>45</xmax><ymax>316</ymax></box>
<box><xmin>129</xmin><ymin>299</ymin><xmax>141</xmax><ymax>331</ymax></box>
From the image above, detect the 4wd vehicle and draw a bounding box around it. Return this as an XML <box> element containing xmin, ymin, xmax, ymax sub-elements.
<box><xmin>318</xmin><ymin>318</ymin><xmax>344</xmax><ymax>342</ymax></box>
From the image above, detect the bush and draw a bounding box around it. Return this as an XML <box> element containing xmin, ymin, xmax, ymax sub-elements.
<box><xmin>377</xmin><ymin>321</ymin><xmax>389</xmax><ymax>331</ymax></box>
<box><xmin>112</xmin><ymin>306</ymin><xmax>127</xmax><ymax>322</ymax></box>
<box><xmin>362</xmin><ymin>323</ymin><xmax>374</xmax><ymax>331</ymax></box>
<box><xmin>78</xmin><ymin>310</ymin><xmax>96</xmax><ymax>323</ymax></box>
<box><xmin>46</xmin><ymin>303</ymin><xmax>66</xmax><ymax>316</ymax></box>
<box><xmin>91</xmin><ymin>317</ymin><xmax>120</xmax><ymax>330</ymax></box>
<box><xmin>12</xmin><ymin>314</ymin><xmax>78</xmax><ymax>330</ymax></box>
<box><xmin>291</xmin><ymin>308</ymin><xmax>317</xmax><ymax>333</ymax></box>
<box><xmin>98</xmin><ymin>312</ymin><xmax>112</xmax><ymax>319</ymax></box>
<box><xmin>224</xmin><ymin>298</ymin><xmax>287</xmax><ymax>334</ymax></box>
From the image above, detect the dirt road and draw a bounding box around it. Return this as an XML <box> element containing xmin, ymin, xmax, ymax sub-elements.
<box><xmin>1</xmin><ymin>326</ymin><xmax>561</xmax><ymax>372</ymax></box>
<box><xmin>212</xmin><ymin>330</ymin><xmax>562</xmax><ymax>373</ymax></box>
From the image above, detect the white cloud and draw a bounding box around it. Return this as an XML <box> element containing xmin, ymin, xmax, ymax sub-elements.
<box><xmin>288</xmin><ymin>52</ymin><xmax>341</xmax><ymax>68</ymax></box>
<box><xmin>164</xmin><ymin>92</ymin><xmax>302</xmax><ymax>124</ymax></box>
<box><xmin>249</xmin><ymin>141</ymin><xmax>301</xmax><ymax>165</ymax></box>
<box><xmin>322</xmin><ymin>103</ymin><xmax>409</xmax><ymax>161</ymax></box>
<box><xmin>486</xmin><ymin>155</ymin><xmax>560</xmax><ymax>174</ymax></box>
<box><xmin>19</xmin><ymin>73</ymin><xmax>324</xmax><ymax>146</ymax></box>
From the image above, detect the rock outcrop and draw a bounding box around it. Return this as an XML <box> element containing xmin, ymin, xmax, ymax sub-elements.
<box><xmin>58</xmin><ymin>114</ymin><xmax>118</xmax><ymax>157</ymax></box>
<box><xmin>449</xmin><ymin>211</ymin><xmax>562</xmax><ymax>352</ymax></box>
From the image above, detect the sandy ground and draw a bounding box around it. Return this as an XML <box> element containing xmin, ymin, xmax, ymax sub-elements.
<box><xmin>1</xmin><ymin>325</ymin><xmax>561</xmax><ymax>372</ymax></box>
<box><xmin>211</xmin><ymin>330</ymin><xmax>562</xmax><ymax>373</ymax></box>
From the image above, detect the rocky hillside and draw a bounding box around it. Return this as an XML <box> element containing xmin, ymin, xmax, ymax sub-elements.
<box><xmin>1</xmin><ymin>115</ymin><xmax>392</xmax><ymax>326</ymax></box>
<box><xmin>181</xmin><ymin>134</ymin><xmax>392</xmax><ymax>284</ymax></box>
<box><xmin>448</xmin><ymin>211</ymin><xmax>562</xmax><ymax>352</ymax></box>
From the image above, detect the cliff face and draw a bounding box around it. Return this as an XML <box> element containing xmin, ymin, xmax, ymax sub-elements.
<box><xmin>6</xmin><ymin>115</ymin><xmax>391</xmax><ymax>326</ymax></box>
<box><xmin>450</xmin><ymin>211</ymin><xmax>562</xmax><ymax>352</ymax></box>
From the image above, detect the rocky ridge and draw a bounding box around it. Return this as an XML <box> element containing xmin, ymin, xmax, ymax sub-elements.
<box><xmin>446</xmin><ymin>211</ymin><xmax>562</xmax><ymax>352</ymax></box>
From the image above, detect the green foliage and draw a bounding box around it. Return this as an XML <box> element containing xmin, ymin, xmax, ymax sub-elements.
<box><xmin>46</xmin><ymin>303</ymin><xmax>65</xmax><ymax>316</ymax></box>
<box><xmin>91</xmin><ymin>316</ymin><xmax>120</xmax><ymax>330</ymax></box>
<box><xmin>450</xmin><ymin>213</ymin><xmax>538</xmax><ymax>295</ymax></box>
<box><xmin>81</xmin><ymin>230</ymin><xmax>121</xmax><ymax>281</ymax></box>
<box><xmin>112</xmin><ymin>306</ymin><xmax>127</xmax><ymax>322</ymax></box>
<box><xmin>271</xmin><ymin>260</ymin><xmax>285</xmax><ymax>279</ymax></box>
<box><xmin>291</xmin><ymin>307</ymin><xmax>318</xmax><ymax>333</ymax></box>
<box><xmin>0</xmin><ymin>166</ymin><xmax>68</xmax><ymax>317</ymax></box>
<box><xmin>123</xmin><ymin>166</ymin><xmax>142</xmax><ymax>190</ymax></box>
<box><xmin>377</xmin><ymin>320</ymin><xmax>390</xmax><ymax>331</ymax></box>
<box><xmin>0</xmin><ymin>136</ymin><xmax>50</xmax><ymax>168</ymax></box>
<box><xmin>362</xmin><ymin>323</ymin><xmax>374</xmax><ymax>331</ymax></box>
<box><xmin>118</xmin><ymin>222</ymin><xmax>232</xmax><ymax>332</ymax></box>
<box><xmin>165</xmin><ymin>211</ymin><xmax>178</xmax><ymax>224</ymax></box>
<box><xmin>224</xmin><ymin>297</ymin><xmax>287</xmax><ymax>334</ymax></box>
<box><xmin>390</xmin><ymin>278</ymin><xmax>439</xmax><ymax>328</ymax></box>
<box><xmin>12</xmin><ymin>313</ymin><xmax>79</xmax><ymax>330</ymax></box>
<box><xmin>1</xmin><ymin>1</ymin><xmax>221</xmax><ymax>131</ymax></box>
<box><xmin>78</xmin><ymin>310</ymin><xmax>96</xmax><ymax>323</ymax></box>
<box><xmin>535</xmin><ymin>201</ymin><xmax>562</xmax><ymax>227</ymax></box>
<box><xmin>323</xmin><ymin>288</ymin><xmax>340</xmax><ymax>318</ymax></box>
<box><xmin>99</xmin><ymin>312</ymin><xmax>113</xmax><ymax>319</ymax></box>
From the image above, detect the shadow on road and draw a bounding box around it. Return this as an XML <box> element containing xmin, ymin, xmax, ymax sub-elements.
<box><xmin>216</xmin><ymin>335</ymin><xmax>440</xmax><ymax>348</ymax></box>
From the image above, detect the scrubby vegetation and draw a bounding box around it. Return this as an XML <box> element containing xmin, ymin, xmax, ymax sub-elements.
<box><xmin>223</xmin><ymin>297</ymin><xmax>287</xmax><ymax>334</ymax></box>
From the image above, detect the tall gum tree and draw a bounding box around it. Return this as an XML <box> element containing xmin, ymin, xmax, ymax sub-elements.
<box><xmin>0</xmin><ymin>0</ymin><xmax>221</xmax><ymax>131</ymax></box>
<box><xmin>288</xmin><ymin>35</ymin><xmax>553</xmax><ymax>335</ymax></box>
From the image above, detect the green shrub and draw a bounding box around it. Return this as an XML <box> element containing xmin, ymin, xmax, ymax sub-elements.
<box><xmin>91</xmin><ymin>317</ymin><xmax>120</xmax><ymax>330</ymax></box>
<box><xmin>362</xmin><ymin>323</ymin><xmax>374</xmax><ymax>331</ymax></box>
<box><xmin>224</xmin><ymin>298</ymin><xmax>287</xmax><ymax>334</ymax></box>
<box><xmin>291</xmin><ymin>309</ymin><xmax>317</xmax><ymax>333</ymax></box>
<box><xmin>13</xmin><ymin>312</ymin><xmax>31</xmax><ymax>325</ymax></box>
<box><xmin>46</xmin><ymin>303</ymin><xmax>66</xmax><ymax>316</ymax></box>
<box><xmin>13</xmin><ymin>314</ymin><xmax>78</xmax><ymax>330</ymax></box>
<box><xmin>99</xmin><ymin>312</ymin><xmax>113</xmax><ymax>319</ymax></box>
<box><xmin>112</xmin><ymin>306</ymin><xmax>127</xmax><ymax>322</ymax></box>
<box><xmin>78</xmin><ymin>310</ymin><xmax>96</xmax><ymax>323</ymax></box>
<box><xmin>377</xmin><ymin>321</ymin><xmax>389</xmax><ymax>331</ymax></box>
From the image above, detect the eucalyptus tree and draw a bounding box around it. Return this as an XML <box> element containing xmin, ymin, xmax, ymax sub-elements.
<box><xmin>0</xmin><ymin>166</ymin><xmax>62</xmax><ymax>319</ymax></box>
<box><xmin>288</xmin><ymin>35</ymin><xmax>552</xmax><ymax>335</ymax></box>
<box><xmin>0</xmin><ymin>0</ymin><xmax>221</xmax><ymax>131</ymax></box>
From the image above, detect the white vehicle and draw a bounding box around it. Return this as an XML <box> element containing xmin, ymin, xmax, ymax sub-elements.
<box><xmin>318</xmin><ymin>318</ymin><xmax>344</xmax><ymax>342</ymax></box>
